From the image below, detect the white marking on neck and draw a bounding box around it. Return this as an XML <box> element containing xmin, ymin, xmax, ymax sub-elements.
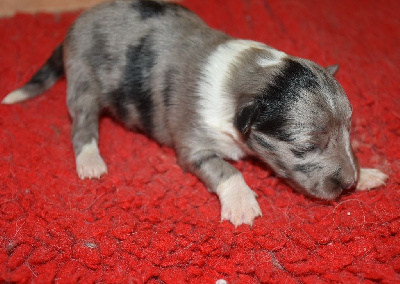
<box><xmin>197</xmin><ymin>40</ymin><xmax>286</xmax><ymax>160</ymax></box>
<box><xmin>197</xmin><ymin>40</ymin><xmax>284</xmax><ymax>136</ymax></box>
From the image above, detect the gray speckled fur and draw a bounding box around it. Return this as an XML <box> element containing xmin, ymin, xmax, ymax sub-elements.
<box><xmin>65</xmin><ymin>0</ymin><xmax>229</xmax><ymax>151</ymax></box>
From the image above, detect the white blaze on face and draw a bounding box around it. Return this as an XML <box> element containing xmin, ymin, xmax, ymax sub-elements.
<box><xmin>343</xmin><ymin>129</ymin><xmax>358</xmax><ymax>181</ymax></box>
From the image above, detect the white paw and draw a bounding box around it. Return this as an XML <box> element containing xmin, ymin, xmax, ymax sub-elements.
<box><xmin>216</xmin><ymin>174</ymin><xmax>262</xmax><ymax>227</ymax></box>
<box><xmin>76</xmin><ymin>139</ymin><xmax>107</xmax><ymax>179</ymax></box>
<box><xmin>356</xmin><ymin>168</ymin><xmax>388</xmax><ymax>191</ymax></box>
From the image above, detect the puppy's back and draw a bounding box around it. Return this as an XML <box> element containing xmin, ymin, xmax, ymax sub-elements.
<box><xmin>64</xmin><ymin>0</ymin><xmax>230</xmax><ymax>145</ymax></box>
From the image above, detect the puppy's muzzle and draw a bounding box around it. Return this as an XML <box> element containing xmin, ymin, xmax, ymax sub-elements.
<box><xmin>326</xmin><ymin>170</ymin><xmax>358</xmax><ymax>199</ymax></box>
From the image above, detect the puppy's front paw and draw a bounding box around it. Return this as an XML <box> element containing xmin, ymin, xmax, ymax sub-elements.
<box><xmin>216</xmin><ymin>174</ymin><xmax>262</xmax><ymax>227</ymax></box>
<box><xmin>356</xmin><ymin>168</ymin><xmax>388</xmax><ymax>191</ymax></box>
<box><xmin>76</xmin><ymin>140</ymin><xmax>108</xmax><ymax>179</ymax></box>
<box><xmin>76</xmin><ymin>153</ymin><xmax>107</xmax><ymax>179</ymax></box>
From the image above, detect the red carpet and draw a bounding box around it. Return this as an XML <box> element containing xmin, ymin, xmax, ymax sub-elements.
<box><xmin>1</xmin><ymin>0</ymin><xmax>399</xmax><ymax>282</ymax></box>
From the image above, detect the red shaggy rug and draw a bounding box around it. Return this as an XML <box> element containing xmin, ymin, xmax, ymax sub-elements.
<box><xmin>1</xmin><ymin>0</ymin><xmax>399</xmax><ymax>283</ymax></box>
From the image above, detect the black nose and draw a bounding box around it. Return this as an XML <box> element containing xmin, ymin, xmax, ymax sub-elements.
<box><xmin>342</xmin><ymin>182</ymin><xmax>356</xmax><ymax>190</ymax></box>
<box><xmin>341</xmin><ymin>181</ymin><xmax>356</xmax><ymax>195</ymax></box>
<box><xmin>325</xmin><ymin>176</ymin><xmax>356</xmax><ymax>199</ymax></box>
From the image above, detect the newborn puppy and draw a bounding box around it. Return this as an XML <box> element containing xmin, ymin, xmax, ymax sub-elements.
<box><xmin>3</xmin><ymin>0</ymin><xmax>388</xmax><ymax>226</ymax></box>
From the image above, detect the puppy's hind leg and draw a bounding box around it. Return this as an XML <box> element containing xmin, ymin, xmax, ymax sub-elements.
<box><xmin>67</xmin><ymin>71</ymin><xmax>107</xmax><ymax>180</ymax></box>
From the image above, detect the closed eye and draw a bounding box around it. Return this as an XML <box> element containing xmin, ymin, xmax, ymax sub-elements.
<box><xmin>290</xmin><ymin>144</ymin><xmax>318</xmax><ymax>159</ymax></box>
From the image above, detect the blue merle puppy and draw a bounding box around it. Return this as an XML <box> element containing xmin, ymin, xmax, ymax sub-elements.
<box><xmin>3</xmin><ymin>0</ymin><xmax>388</xmax><ymax>227</ymax></box>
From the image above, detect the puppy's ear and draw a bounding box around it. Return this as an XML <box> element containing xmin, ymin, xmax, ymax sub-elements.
<box><xmin>234</xmin><ymin>102</ymin><xmax>259</xmax><ymax>135</ymax></box>
<box><xmin>326</xmin><ymin>64</ymin><xmax>339</xmax><ymax>76</ymax></box>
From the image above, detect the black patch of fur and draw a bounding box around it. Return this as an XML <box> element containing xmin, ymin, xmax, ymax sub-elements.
<box><xmin>132</xmin><ymin>0</ymin><xmax>189</xmax><ymax>20</ymax></box>
<box><xmin>27</xmin><ymin>45</ymin><xmax>64</xmax><ymax>89</ymax></box>
<box><xmin>252</xmin><ymin>133</ymin><xmax>276</xmax><ymax>152</ymax></box>
<box><xmin>87</xmin><ymin>26</ymin><xmax>114</xmax><ymax>74</ymax></box>
<box><xmin>111</xmin><ymin>34</ymin><xmax>156</xmax><ymax>135</ymax></box>
<box><xmin>293</xmin><ymin>163</ymin><xmax>322</xmax><ymax>175</ymax></box>
<box><xmin>132</xmin><ymin>0</ymin><xmax>166</xmax><ymax>19</ymax></box>
<box><xmin>254</xmin><ymin>59</ymin><xmax>319</xmax><ymax>142</ymax></box>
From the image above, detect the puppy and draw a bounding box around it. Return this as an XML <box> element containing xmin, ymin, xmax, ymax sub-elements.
<box><xmin>2</xmin><ymin>0</ymin><xmax>388</xmax><ymax>227</ymax></box>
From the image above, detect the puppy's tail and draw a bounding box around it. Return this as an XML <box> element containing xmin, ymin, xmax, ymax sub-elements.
<box><xmin>2</xmin><ymin>44</ymin><xmax>64</xmax><ymax>104</ymax></box>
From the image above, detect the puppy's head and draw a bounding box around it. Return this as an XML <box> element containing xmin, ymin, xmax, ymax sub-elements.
<box><xmin>235</xmin><ymin>57</ymin><xmax>359</xmax><ymax>200</ymax></box>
